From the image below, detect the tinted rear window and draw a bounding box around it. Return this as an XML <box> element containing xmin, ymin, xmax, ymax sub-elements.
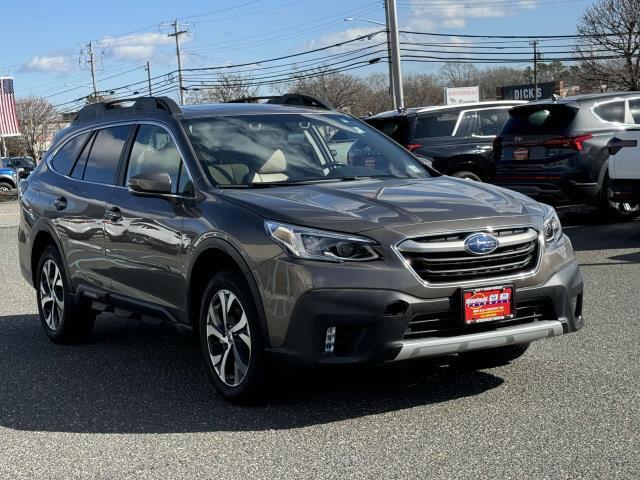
<box><xmin>83</xmin><ymin>126</ymin><xmax>132</xmax><ymax>185</ymax></box>
<box><xmin>414</xmin><ymin>112</ymin><xmax>458</xmax><ymax>138</ymax></box>
<box><xmin>51</xmin><ymin>133</ymin><xmax>90</xmax><ymax>175</ymax></box>
<box><xmin>502</xmin><ymin>105</ymin><xmax>577</xmax><ymax>136</ymax></box>
<box><xmin>366</xmin><ymin>117</ymin><xmax>410</xmax><ymax>145</ymax></box>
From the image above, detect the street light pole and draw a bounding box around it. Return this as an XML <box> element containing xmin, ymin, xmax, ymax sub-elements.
<box><xmin>87</xmin><ymin>41</ymin><xmax>98</xmax><ymax>102</ymax></box>
<box><xmin>386</xmin><ymin>0</ymin><xmax>404</xmax><ymax>110</ymax></box>
<box><xmin>530</xmin><ymin>39</ymin><xmax>539</xmax><ymax>99</ymax></box>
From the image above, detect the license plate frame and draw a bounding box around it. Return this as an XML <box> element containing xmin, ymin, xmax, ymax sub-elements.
<box><xmin>462</xmin><ymin>285</ymin><xmax>515</xmax><ymax>325</ymax></box>
<box><xmin>513</xmin><ymin>147</ymin><xmax>529</xmax><ymax>160</ymax></box>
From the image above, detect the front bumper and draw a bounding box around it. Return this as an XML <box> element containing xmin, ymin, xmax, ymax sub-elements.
<box><xmin>269</xmin><ymin>260</ymin><xmax>583</xmax><ymax>365</ymax></box>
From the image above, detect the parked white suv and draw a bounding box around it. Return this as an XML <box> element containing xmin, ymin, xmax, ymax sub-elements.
<box><xmin>608</xmin><ymin>130</ymin><xmax>640</xmax><ymax>204</ymax></box>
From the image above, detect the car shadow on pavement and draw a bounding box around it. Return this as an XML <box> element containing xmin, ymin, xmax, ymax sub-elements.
<box><xmin>560</xmin><ymin>210</ymin><xmax>640</xmax><ymax>252</ymax></box>
<box><xmin>0</xmin><ymin>314</ymin><xmax>503</xmax><ymax>434</ymax></box>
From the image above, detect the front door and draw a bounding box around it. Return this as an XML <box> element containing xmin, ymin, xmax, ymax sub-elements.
<box><xmin>104</xmin><ymin>123</ymin><xmax>192</xmax><ymax>312</ymax></box>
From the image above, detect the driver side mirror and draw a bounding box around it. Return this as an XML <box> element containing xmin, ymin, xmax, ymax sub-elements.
<box><xmin>128</xmin><ymin>172</ymin><xmax>172</xmax><ymax>196</ymax></box>
<box><xmin>608</xmin><ymin>137</ymin><xmax>638</xmax><ymax>156</ymax></box>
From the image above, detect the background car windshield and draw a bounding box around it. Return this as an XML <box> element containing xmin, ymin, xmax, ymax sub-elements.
<box><xmin>182</xmin><ymin>113</ymin><xmax>429</xmax><ymax>186</ymax></box>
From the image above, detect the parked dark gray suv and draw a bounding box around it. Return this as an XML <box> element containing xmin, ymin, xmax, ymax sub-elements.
<box><xmin>18</xmin><ymin>97</ymin><xmax>584</xmax><ymax>402</ymax></box>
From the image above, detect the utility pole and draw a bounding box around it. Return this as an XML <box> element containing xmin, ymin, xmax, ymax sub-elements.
<box><xmin>383</xmin><ymin>1</ymin><xmax>396</xmax><ymax>110</ymax></box>
<box><xmin>530</xmin><ymin>39</ymin><xmax>539</xmax><ymax>100</ymax></box>
<box><xmin>385</xmin><ymin>0</ymin><xmax>404</xmax><ymax>111</ymax></box>
<box><xmin>87</xmin><ymin>41</ymin><xmax>98</xmax><ymax>102</ymax></box>
<box><xmin>167</xmin><ymin>20</ymin><xmax>188</xmax><ymax>105</ymax></box>
<box><xmin>145</xmin><ymin>61</ymin><xmax>152</xmax><ymax>96</ymax></box>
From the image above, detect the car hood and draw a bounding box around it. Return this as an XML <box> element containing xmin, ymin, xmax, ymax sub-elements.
<box><xmin>219</xmin><ymin>177</ymin><xmax>544</xmax><ymax>234</ymax></box>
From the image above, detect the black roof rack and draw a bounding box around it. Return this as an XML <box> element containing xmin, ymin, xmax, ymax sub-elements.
<box><xmin>225</xmin><ymin>93</ymin><xmax>333</xmax><ymax>110</ymax></box>
<box><xmin>72</xmin><ymin>96</ymin><xmax>182</xmax><ymax>124</ymax></box>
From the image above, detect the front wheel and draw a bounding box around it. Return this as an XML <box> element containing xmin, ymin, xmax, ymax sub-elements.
<box><xmin>451</xmin><ymin>170</ymin><xmax>483</xmax><ymax>182</ymax></box>
<box><xmin>36</xmin><ymin>245</ymin><xmax>95</xmax><ymax>343</ymax></box>
<box><xmin>199</xmin><ymin>271</ymin><xmax>267</xmax><ymax>403</ymax></box>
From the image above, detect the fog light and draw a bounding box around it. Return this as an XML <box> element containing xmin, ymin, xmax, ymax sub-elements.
<box><xmin>324</xmin><ymin>326</ymin><xmax>336</xmax><ymax>354</ymax></box>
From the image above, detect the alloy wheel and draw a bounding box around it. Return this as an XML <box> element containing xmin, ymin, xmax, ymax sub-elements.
<box><xmin>206</xmin><ymin>289</ymin><xmax>252</xmax><ymax>387</ymax></box>
<box><xmin>40</xmin><ymin>259</ymin><xmax>64</xmax><ymax>330</ymax></box>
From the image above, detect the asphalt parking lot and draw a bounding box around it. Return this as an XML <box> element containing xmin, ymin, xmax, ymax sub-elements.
<box><xmin>0</xmin><ymin>202</ymin><xmax>638</xmax><ymax>480</ymax></box>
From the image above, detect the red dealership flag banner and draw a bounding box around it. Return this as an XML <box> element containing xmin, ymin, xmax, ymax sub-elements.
<box><xmin>0</xmin><ymin>77</ymin><xmax>20</xmax><ymax>137</ymax></box>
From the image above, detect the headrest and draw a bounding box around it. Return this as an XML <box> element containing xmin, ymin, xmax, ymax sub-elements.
<box><xmin>258</xmin><ymin>149</ymin><xmax>287</xmax><ymax>174</ymax></box>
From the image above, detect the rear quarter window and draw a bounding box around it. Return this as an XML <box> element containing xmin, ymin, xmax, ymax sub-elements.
<box><xmin>502</xmin><ymin>105</ymin><xmax>577</xmax><ymax>136</ymax></box>
<box><xmin>593</xmin><ymin>100</ymin><xmax>626</xmax><ymax>123</ymax></box>
<box><xmin>50</xmin><ymin>132</ymin><xmax>90</xmax><ymax>175</ymax></box>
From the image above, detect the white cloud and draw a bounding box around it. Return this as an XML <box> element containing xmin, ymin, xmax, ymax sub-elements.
<box><xmin>306</xmin><ymin>0</ymin><xmax>538</xmax><ymax>50</ymax></box>
<box><xmin>21</xmin><ymin>55</ymin><xmax>72</xmax><ymax>73</ymax></box>
<box><xmin>100</xmin><ymin>32</ymin><xmax>176</xmax><ymax>61</ymax></box>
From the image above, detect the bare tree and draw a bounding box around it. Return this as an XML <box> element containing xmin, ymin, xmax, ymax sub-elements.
<box><xmin>359</xmin><ymin>73</ymin><xmax>393</xmax><ymax>115</ymax></box>
<box><xmin>403</xmin><ymin>73</ymin><xmax>442</xmax><ymax>108</ymax></box>
<box><xmin>576</xmin><ymin>0</ymin><xmax>640</xmax><ymax>90</ymax></box>
<box><xmin>12</xmin><ymin>96</ymin><xmax>60</xmax><ymax>160</ymax></box>
<box><xmin>438</xmin><ymin>63</ymin><xmax>480</xmax><ymax>87</ymax></box>
<box><xmin>187</xmin><ymin>72</ymin><xmax>259</xmax><ymax>104</ymax></box>
<box><xmin>285</xmin><ymin>68</ymin><xmax>367</xmax><ymax>114</ymax></box>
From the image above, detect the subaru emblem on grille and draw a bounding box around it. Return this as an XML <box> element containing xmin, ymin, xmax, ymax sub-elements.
<box><xmin>464</xmin><ymin>233</ymin><xmax>499</xmax><ymax>255</ymax></box>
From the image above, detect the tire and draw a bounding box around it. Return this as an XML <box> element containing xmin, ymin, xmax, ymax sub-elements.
<box><xmin>0</xmin><ymin>181</ymin><xmax>14</xmax><ymax>192</ymax></box>
<box><xmin>457</xmin><ymin>343</ymin><xmax>530</xmax><ymax>369</ymax></box>
<box><xmin>35</xmin><ymin>245</ymin><xmax>95</xmax><ymax>343</ymax></box>
<box><xmin>198</xmin><ymin>271</ymin><xmax>267</xmax><ymax>403</ymax></box>
<box><xmin>600</xmin><ymin>174</ymin><xmax>640</xmax><ymax>222</ymax></box>
<box><xmin>451</xmin><ymin>170</ymin><xmax>483</xmax><ymax>182</ymax></box>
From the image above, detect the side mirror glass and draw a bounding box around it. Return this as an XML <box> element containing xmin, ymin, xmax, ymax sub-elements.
<box><xmin>128</xmin><ymin>172</ymin><xmax>172</xmax><ymax>195</ymax></box>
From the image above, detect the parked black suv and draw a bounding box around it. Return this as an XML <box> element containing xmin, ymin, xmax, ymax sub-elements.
<box><xmin>18</xmin><ymin>96</ymin><xmax>583</xmax><ymax>402</ymax></box>
<box><xmin>493</xmin><ymin>93</ymin><xmax>640</xmax><ymax>219</ymax></box>
<box><xmin>365</xmin><ymin>101</ymin><xmax>524</xmax><ymax>181</ymax></box>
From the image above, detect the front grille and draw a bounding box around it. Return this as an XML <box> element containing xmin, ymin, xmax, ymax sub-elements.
<box><xmin>398</xmin><ymin>227</ymin><xmax>540</xmax><ymax>284</ymax></box>
<box><xmin>404</xmin><ymin>299</ymin><xmax>555</xmax><ymax>340</ymax></box>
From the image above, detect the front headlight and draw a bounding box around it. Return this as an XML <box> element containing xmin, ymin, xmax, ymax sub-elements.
<box><xmin>543</xmin><ymin>206</ymin><xmax>563</xmax><ymax>244</ymax></box>
<box><xmin>265</xmin><ymin>220</ymin><xmax>379</xmax><ymax>262</ymax></box>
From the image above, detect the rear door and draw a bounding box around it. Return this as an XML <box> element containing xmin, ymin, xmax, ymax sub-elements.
<box><xmin>611</xmin><ymin>99</ymin><xmax>640</xmax><ymax>180</ymax></box>
<box><xmin>48</xmin><ymin>125</ymin><xmax>133</xmax><ymax>290</ymax></box>
<box><xmin>103</xmin><ymin>123</ymin><xmax>192</xmax><ymax>312</ymax></box>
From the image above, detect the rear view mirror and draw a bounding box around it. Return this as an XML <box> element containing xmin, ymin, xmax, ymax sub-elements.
<box><xmin>128</xmin><ymin>172</ymin><xmax>172</xmax><ymax>195</ymax></box>
<box><xmin>608</xmin><ymin>137</ymin><xmax>637</xmax><ymax>155</ymax></box>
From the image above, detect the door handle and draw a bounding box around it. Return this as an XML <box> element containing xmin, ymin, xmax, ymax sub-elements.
<box><xmin>105</xmin><ymin>205</ymin><xmax>122</xmax><ymax>222</ymax></box>
<box><xmin>54</xmin><ymin>197</ymin><xmax>67</xmax><ymax>211</ymax></box>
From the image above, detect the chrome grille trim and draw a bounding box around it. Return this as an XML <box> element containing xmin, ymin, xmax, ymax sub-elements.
<box><xmin>394</xmin><ymin>225</ymin><xmax>543</xmax><ymax>287</ymax></box>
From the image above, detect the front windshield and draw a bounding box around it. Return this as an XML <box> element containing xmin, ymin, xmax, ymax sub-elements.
<box><xmin>12</xmin><ymin>157</ymin><xmax>35</xmax><ymax>167</ymax></box>
<box><xmin>182</xmin><ymin>113</ymin><xmax>430</xmax><ymax>186</ymax></box>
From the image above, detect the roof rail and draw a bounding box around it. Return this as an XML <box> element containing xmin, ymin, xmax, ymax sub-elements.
<box><xmin>72</xmin><ymin>96</ymin><xmax>182</xmax><ymax>124</ymax></box>
<box><xmin>225</xmin><ymin>93</ymin><xmax>333</xmax><ymax>110</ymax></box>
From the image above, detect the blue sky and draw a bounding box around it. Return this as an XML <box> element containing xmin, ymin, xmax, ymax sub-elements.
<box><xmin>1</xmin><ymin>0</ymin><xmax>593</xmax><ymax>109</ymax></box>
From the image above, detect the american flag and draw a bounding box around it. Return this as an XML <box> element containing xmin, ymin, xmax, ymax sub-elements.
<box><xmin>0</xmin><ymin>78</ymin><xmax>20</xmax><ymax>137</ymax></box>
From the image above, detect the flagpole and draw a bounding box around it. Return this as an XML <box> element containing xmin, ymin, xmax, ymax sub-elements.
<box><xmin>0</xmin><ymin>136</ymin><xmax>6</xmax><ymax>158</ymax></box>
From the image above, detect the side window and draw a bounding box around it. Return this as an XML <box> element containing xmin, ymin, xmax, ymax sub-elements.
<box><xmin>70</xmin><ymin>132</ymin><xmax>95</xmax><ymax>179</ymax></box>
<box><xmin>126</xmin><ymin>124</ymin><xmax>182</xmax><ymax>194</ymax></box>
<box><xmin>594</xmin><ymin>101</ymin><xmax>625</xmax><ymax>123</ymax></box>
<box><xmin>51</xmin><ymin>133</ymin><xmax>90</xmax><ymax>175</ymax></box>
<box><xmin>629</xmin><ymin>99</ymin><xmax>640</xmax><ymax>124</ymax></box>
<box><xmin>475</xmin><ymin>109</ymin><xmax>510</xmax><ymax>136</ymax></box>
<box><xmin>177</xmin><ymin>162</ymin><xmax>193</xmax><ymax>195</ymax></box>
<box><xmin>414</xmin><ymin>112</ymin><xmax>458</xmax><ymax>139</ymax></box>
<box><xmin>453</xmin><ymin>111</ymin><xmax>473</xmax><ymax>137</ymax></box>
<box><xmin>83</xmin><ymin>126</ymin><xmax>132</xmax><ymax>185</ymax></box>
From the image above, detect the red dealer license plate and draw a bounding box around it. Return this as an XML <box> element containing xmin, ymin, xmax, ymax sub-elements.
<box><xmin>463</xmin><ymin>285</ymin><xmax>514</xmax><ymax>325</ymax></box>
<box><xmin>513</xmin><ymin>147</ymin><xmax>529</xmax><ymax>160</ymax></box>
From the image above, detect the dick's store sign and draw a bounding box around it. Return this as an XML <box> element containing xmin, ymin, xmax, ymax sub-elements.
<box><xmin>500</xmin><ymin>82</ymin><xmax>555</xmax><ymax>100</ymax></box>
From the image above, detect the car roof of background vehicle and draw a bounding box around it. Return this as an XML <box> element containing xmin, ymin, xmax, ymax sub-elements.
<box><xmin>515</xmin><ymin>92</ymin><xmax>640</xmax><ymax>110</ymax></box>
<box><xmin>367</xmin><ymin>100</ymin><xmax>527</xmax><ymax>119</ymax></box>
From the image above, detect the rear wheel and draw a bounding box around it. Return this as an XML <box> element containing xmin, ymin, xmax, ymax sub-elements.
<box><xmin>0</xmin><ymin>181</ymin><xmax>13</xmax><ymax>192</ymax></box>
<box><xmin>600</xmin><ymin>174</ymin><xmax>639</xmax><ymax>222</ymax></box>
<box><xmin>451</xmin><ymin>170</ymin><xmax>483</xmax><ymax>182</ymax></box>
<box><xmin>36</xmin><ymin>245</ymin><xmax>95</xmax><ymax>343</ymax></box>
<box><xmin>199</xmin><ymin>271</ymin><xmax>267</xmax><ymax>403</ymax></box>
